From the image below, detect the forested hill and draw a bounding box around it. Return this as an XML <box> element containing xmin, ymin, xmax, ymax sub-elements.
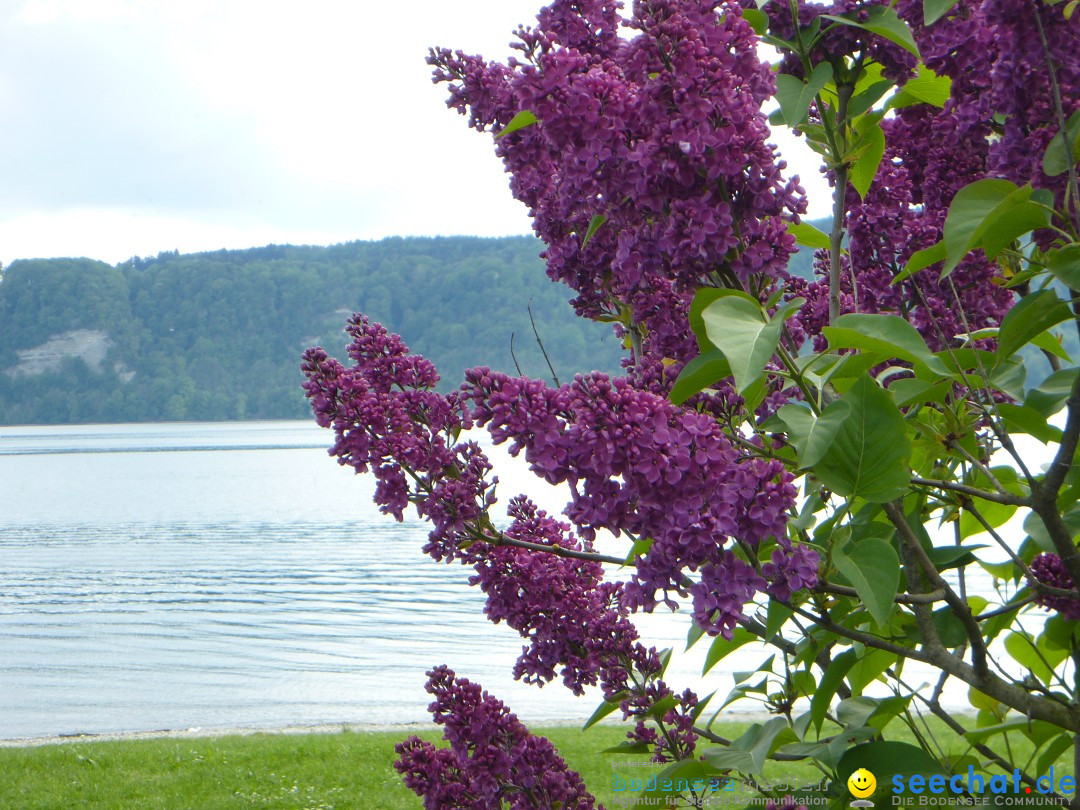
<box><xmin>0</xmin><ymin>234</ymin><xmax>820</xmax><ymax>426</ymax></box>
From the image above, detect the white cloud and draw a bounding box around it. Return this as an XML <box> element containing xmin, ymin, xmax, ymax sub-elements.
<box><xmin>0</xmin><ymin>0</ymin><xmax>830</xmax><ymax>267</ymax></box>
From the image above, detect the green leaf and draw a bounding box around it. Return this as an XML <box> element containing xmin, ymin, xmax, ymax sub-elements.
<box><xmin>846</xmin><ymin>649</ymin><xmax>896</xmax><ymax>693</ymax></box>
<box><xmin>583</xmin><ymin>692</ymin><xmax>626</xmax><ymax>730</ymax></box>
<box><xmin>942</xmin><ymin>179</ymin><xmax>1049</xmax><ymax>276</ymax></box>
<box><xmin>658</xmin><ymin>647</ymin><xmax>673</xmax><ymax>678</ymax></box>
<box><xmin>996</xmin><ymin>289</ymin><xmax>1072</xmax><ymax>361</ymax></box>
<box><xmin>637</xmin><ymin>758</ymin><xmax>718</xmax><ymax>801</ymax></box>
<box><xmin>850</xmin><ymin>119</ymin><xmax>886</xmax><ymax>199</ymax></box>
<box><xmin>810</xmin><ymin>648</ymin><xmax>857</xmax><ymax>732</ymax></box>
<box><xmin>834</xmin><ymin>535</ymin><xmax>901</xmax><ymax>627</ymax></box>
<box><xmin>1005</xmin><ymin>631</ymin><xmax>1067</xmax><ymax>685</ymax></box>
<box><xmin>622</xmin><ymin>535</ymin><xmax>653</xmax><ymax>566</ymax></box>
<box><xmin>889</xmin><ymin>378</ymin><xmax>952</xmax><ymax>408</ymax></box>
<box><xmin>964</xmin><ymin>717</ymin><xmax>1034</xmax><ymax>743</ymax></box>
<box><xmin>810</xmin><ymin>375</ymin><xmax>912</xmax><ymax>502</ymax></box>
<box><xmin>821</xmin><ymin>7</ymin><xmax>921</xmax><ymax>56</ymax></box>
<box><xmin>701</xmin><ymin>295</ymin><xmax>799</xmax><ymax>394</ymax></box>
<box><xmin>777</xmin><ymin>401</ymin><xmax>850</xmax><ymax>469</ymax></box>
<box><xmin>686</xmin><ymin>621</ymin><xmax>707</xmax><ymax>652</ymax></box>
<box><xmin>893</xmin><ymin>240</ymin><xmax>945</xmax><ymax>284</ymax></box>
<box><xmin>780</xmin><ymin>729</ymin><xmax>876</xmax><ymax>770</ymax></box>
<box><xmin>982</xmin><ymin>204</ymin><xmax>1053</xmax><ymax>260</ymax></box>
<box><xmin>703</xmin><ymin>627</ymin><xmax>756</xmax><ymax>675</ymax></box>
<box><xmin>648</xmin><ymin>694</ymin><xmax>678</xmax><ymax>721</ymax></box>
<box><xmin>997</xmin><ymin>403</ymin><xmax>1064</xmax><ymax>444</ymax></box>
<box><xmin>1022</xmin><ymin>508</ymin><xmax>1080</xmax><ymax>554</ymax></box>
<box><xmin>837</xmin><ymin>695</ymin><xmax>885</xmax><ymax>727</ymax></box>
<box><xmin>689</xmin><ymin>287</ymin><xmax>755</xmax><ymax>350</ymax></box>
<box><xmin>989</xmin><ymin>357</ymin><xmax>1028</xmax><ymax>400</ymax></box>
<box><xmin>942</xmin><ymin>178</ymin><xmax>1018</xmax><ymax>274</ymax></box>
<box><xmin>1043</xmin><ymin>109</ymin><xmax>1080</xmax><ymax>177</ymax></box>
<box><xmin>967</xmin><ymin>687</ymin><xmax>1003</xmax><ymax>714</ymax></box>
<box><xmin>1046</xmin><ymin>244</ymin><xmax>1080</xmax><ymax>290</ymax></box>
<box><xmin>1043</xmin><ymin>614</ymin><xmax>1080</xmax><ymax>651</ymax></box>
<box><xmin>847</xmin><ymin>80</ymin><xmax>893</xmax><ymax>118</ymax></box>
<box><xmin>1037</xmin><ymin>734</ymin><xmax>1074</xmax><ymax>775</ymax></box>
<box><xmin>923</xmin><ymin>0</ymin><xmax>960</xmax><ymax>24</ymax></box>
<box><xmin>701</xmin><ymin>747</ymin><xmax>756</xmax><ymax>772</ymax></box>
<box><xmin>713</xmin><ymin>717</ymin><xmax>796</xmax><ymax>775</ymax></box>
<box><xmin>765</xmin><ymin>599</ymin><xmax>793</xmax><ymax>640</ymax></box>
<box><xmin>926</xmin><ymin>545</ymin><xmax>987</xmax><ymax>571</ymax></box>
<box><xmin>787</xmin><ymin>220</ymin><xmax>832</xmax><ymax>250</ymax></box>
<box><xmin>775</xmin><ymin>62</ymin><xmax>833</xmax><ymax>127</ymax></box>
<box><xmin>891</xmin><ymin>63</ymin><xmax>952</xmax><ymax>108</ymax></box>
<box><xmin>1031</xmin><ymin>329</ymin><xmax>1071</xmax><ymax>361</ymax></box>
<box><xmin>581</xmin><ymin>213</ymin><xmax>606</xmax><ymax>249</ymax></box>
<box><xmin>495</xmin><ymin>109</ymin><xmax>537</xmax><ymax>139</ymax></box>
<box><xmin>1026</xmin><ymin>368</ymin><xmax>1078</xmax><ymax>417</ymax></box>
<box><xmin>932</xmin><ymin>606</ymin><xmax>968</xmax><ymax>646</ymax></box>
<box><xmin>774</xmin><ymin>75</ymin><xmax>804</xmax><ymax>128</ymax></box>
<box><xmin>824</xmin><ymin>312</ymin><xmax>953</xmax><ymax>377</ymax></box>
<box><xmin>669</xmin><ymin>349</ymin><xmax>732</xmax><ymax>405</ymax></box>
<box><xmin>742</xmin><ymin>7</ymin><xmax>769</xmax><ymax>34</ymax></box>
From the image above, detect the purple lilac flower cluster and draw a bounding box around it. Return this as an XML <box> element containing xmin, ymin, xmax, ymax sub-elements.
<box><xmin>469</xmin><ymin>495</ymin><xmax>639</xmax><ymax>695</ymax></box>
<box><xmin>394</xmin><ymin>666</ymin><xmax>601</xmax><ymax>808</ymax></box>
<box><xmin>762</xmin><ymin>544</ymin><xmax>820</xmax><ymax>603</ymax></box>
<box><xmin>463</xmin><ymin>367</ymin><xmax>816</xmax><ymax>638</ymax></box>
<box><xmin>303</xmin><ymin>320</ymin><xmax>713</xmax><ymax>762</ymax></box>
<box><xmin>791</xmin><ymin>110</ymin><xmax>1013</xmax><ymax>351</ymax></box>
<box><xmin>1030</xmin><ymin>553</ymin><xmax>1080</xmax><ymax>621</ymax></box>
<box><xmin>300</xmin><ymin>315</ymin><xmax>493</xmax><ymax>561</ymax></box>
<box><xmin>978</xmin><ymin>0</ymin><xmax>1080</xmax><ymax>205</ymax></box>
<box><xmin>430</xmin><ymin>0</ymin><xmax>806</xmax><ymax>374</ymax></box>
<box><xmin>751</xmin><ymin>0</ymin><xmax>917</xmax><ymax>82</ymax></box>
<box><xmin>787</xmin><ymin>0</ymin><xmax>1077</xmax><ymax>349</ymax></box>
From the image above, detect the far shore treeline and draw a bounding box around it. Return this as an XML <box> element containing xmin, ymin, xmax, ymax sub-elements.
<box><xmin>0</xmin><ymin>233</ymin><xmax>819</xmax><ymax>425</ymax></box>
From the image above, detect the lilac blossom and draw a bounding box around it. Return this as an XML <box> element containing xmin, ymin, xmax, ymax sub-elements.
<box><xmin>303</xmin><ymin>320</ymin><xmax>708</xmax><ymax>762</ymax></box>
<box><xmin>463</xmin><ymin>367</ymin><xmax>801</xmax><ymax>637</ymax></box>
<box><xmin>430</xmin><ymin>0</ymin><xmax>806</xmax><ymax>376</ymax></box>
<box><xmin>762</xmin><ymin>544</ymin><xmax>821</xmax><ymax>603</ymax></box>
<box><xmin>468</xmin><ymin>496</ymin><xmax>640</xmax><ymax>695</ymax></box>
<box><xmin>1030</xmin><ymin>553</ymin><xmax>1080</xmax><ymax>621</ymax></box>
<box><xmin>394</xmin><ymin>666</ymin><xmax>601</xmax><ymax>808</ymax></box>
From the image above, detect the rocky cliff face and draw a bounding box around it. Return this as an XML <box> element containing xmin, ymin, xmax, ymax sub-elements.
<box><xmin>4</xmin><ymin>329</ymin><xmax>121</xmax><ymax>379</ymax></box>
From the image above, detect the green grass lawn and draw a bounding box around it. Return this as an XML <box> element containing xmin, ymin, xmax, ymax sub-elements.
<box><xmin>0</xmin><ymin>719</ymin><xmax>1069</xmax><ymax>809</ymax></box>
<box><xmin>0</xmin><ymin>723</ymin><xmax>764</xmax><ymax>810</ymax></box>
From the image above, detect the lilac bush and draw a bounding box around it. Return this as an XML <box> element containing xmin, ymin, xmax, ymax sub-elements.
<box><xmin>305</xmin><ymin>0</ymin><xmax>1080</xmax><ymax>805</ymax></box>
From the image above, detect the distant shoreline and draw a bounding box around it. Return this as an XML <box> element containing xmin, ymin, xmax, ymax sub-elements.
<box><xmin>0</xmin><ymin>721</ymin><xmax>444</xmax><ymax>748</ymax></box>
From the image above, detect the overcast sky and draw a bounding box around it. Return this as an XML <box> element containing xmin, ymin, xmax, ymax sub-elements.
<box><xmin>0</xmin><ymin>0</ymin><xmax>830</xmax><ymax>266</ymax></box>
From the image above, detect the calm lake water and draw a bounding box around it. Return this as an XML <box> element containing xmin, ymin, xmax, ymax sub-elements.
<box><xmin>0</xmin><ymin>420</ymin><xmax>723</xmax><ymax>740</ymax></box>
<box><xmin>0</xmin><ymin>420</ymin><xmax>1035</xmax><ymax>741</ymax></box>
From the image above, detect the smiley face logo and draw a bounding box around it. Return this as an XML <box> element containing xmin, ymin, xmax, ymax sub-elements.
<box><xmin>848</xmin><ymin>768</ymin><xmax>877</xmax><ymax>799</ymax></box>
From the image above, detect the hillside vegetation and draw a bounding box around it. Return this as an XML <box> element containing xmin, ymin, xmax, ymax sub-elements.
<box><xmin>0</xmin><ymin>234</ymin><xmax>819</xmax><ymax>425</ymax></box>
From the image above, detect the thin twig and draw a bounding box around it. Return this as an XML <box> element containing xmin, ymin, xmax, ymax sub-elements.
<box><xmin>509</xmin><ymin>332</ymin><xmax>524</xmax><ymax>377</ymax></box>
<box><xmin>814</xmin><ymin>581</ymin><xmax>947</xmax><ymax>605</ymax></box>
<box><xmin>911</xmin><ymin>476</ymin><xmax>1029</xmax><ymax>506</ymax></box>
<box><xmin>974</xmin><ymin>597</ymin><xmax>1034</xmax><ymax>622</ymax></box>
<box><xmin>527</xmin><ymin>300</ymin><xmax>560</xmax><ymax>387</ymax></box>
<box><xmin>480</xmin><ymin>530</ymin><xmax>625</xmax><ymax>565</ymax></box>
